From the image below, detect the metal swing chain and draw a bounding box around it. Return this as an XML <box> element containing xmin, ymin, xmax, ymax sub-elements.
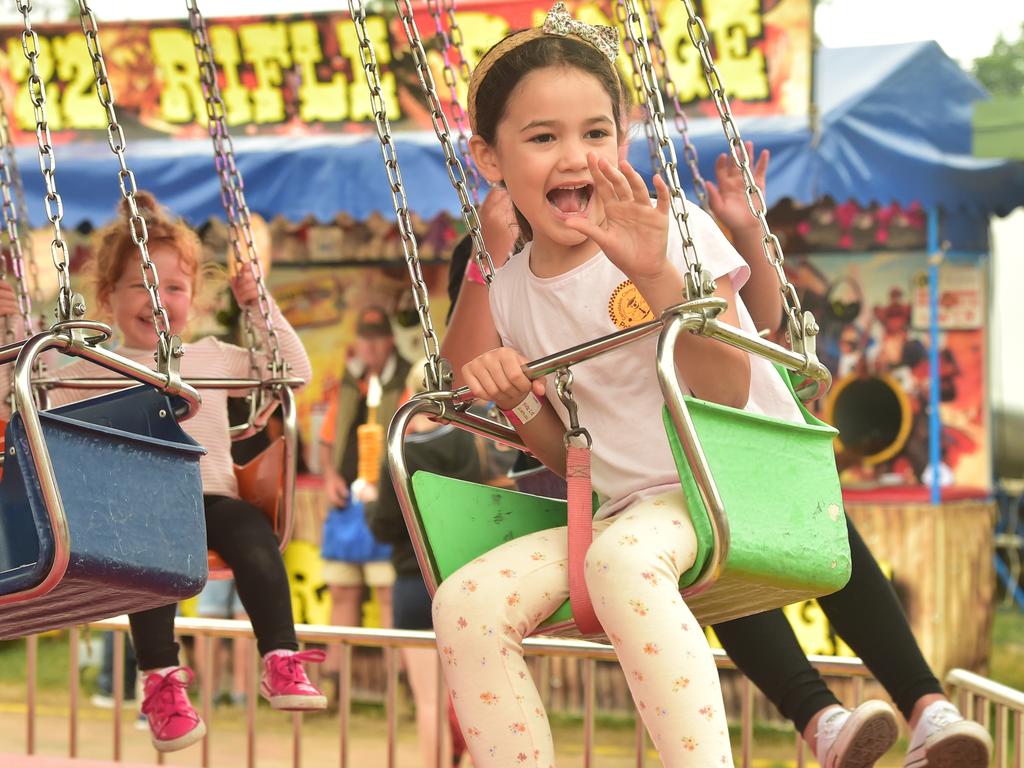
<box><xmin>638</xmin><ymin>0</ymin><xmax>708</xmax><ymax>209</ymax></box>
<box><xmin>0</xmin><ymin>90</ymin><xmax>41</xmax><ymax>411</ymax></box>
<box><xmin>76</xmin><ymin>0</ymin><xmax>180</xmax><ymax>367</ymax></box>
<box><xmin>186</xmin><ymin>0</ymin><xmax>285</xmax><ymax>380</ymax></box>
<box><xmin>6</xmin><ymin>102</ymin><xmax>45</xmax><ymax>335</ymax></box>
<box><xmin>618</xmin><ymin>0</ymin><xmax>709</xmax><ymax>299</ymax></box>
<box><xmin>0</xmin><ymin>94</ymin><xmax>33</xmax><ymax>339</ymax></box>
<box><xmin>678</xmin><ymin>0</ymin><xmax>811</xmax><ymax>346</ymax></box>
<box><xmin>0</xmin><ymin>102</ymin><xmax>17</xmax><ymax>410</ymax></box>
<box><xmin>16</xmin><ymin>0</ymin><xmax>75</xmax><ymax>326</ymax></box>
<box><xmin>392</xmin><ymin>0</ymin><xmax>496</xmax><ymax>285</ymax></box>
<box><xmin>613</xmin><ymin>0</ymin><xmax>660</xmax><ymax>184</ymax></box>
<box><xmin>424</xmin><ymin>0</ymin><xmax>482</xmax><ymax>206</ymax></box>
<box><xmin>347</xmin><ymin>0</ymin><xmax>446</xmax><ymax>390</ymax></box>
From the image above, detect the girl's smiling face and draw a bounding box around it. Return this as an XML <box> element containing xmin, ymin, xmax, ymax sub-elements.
<box><xmin>471</xmin><ymin>64</ymin><xmax>623</xmax><ymax>265</ymax></box>
<box><xmin>104</xmin><ymin>243</ymin><xmax>194</xmax><ymax>349</ymax></box>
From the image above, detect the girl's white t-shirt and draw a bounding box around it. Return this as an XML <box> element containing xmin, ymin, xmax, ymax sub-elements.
<box><xmin>489</xmin><ymin>203</ymin><xmax>803</xmax><ymax>520</ymax></box>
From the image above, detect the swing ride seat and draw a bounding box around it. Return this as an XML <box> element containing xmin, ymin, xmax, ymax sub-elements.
<box><xmin>409</xmin><ymin>366</ymin><xmax>851</xmax><ymax>637</ymax></box>
<box><xmin>0</xmin><ymin>386</ymin><xmax>207</xmax><ymax>640</ymax></box>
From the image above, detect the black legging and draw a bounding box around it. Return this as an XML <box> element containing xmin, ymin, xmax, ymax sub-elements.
<box><xmin>713</xmin><ymin>515</ymin><xmax>942</xmax><ymax>732</ymax></box>
<box><xmin>129</xmin><ymin>495</ymin><xmax>298</xmax><ymax>670</ymax></box>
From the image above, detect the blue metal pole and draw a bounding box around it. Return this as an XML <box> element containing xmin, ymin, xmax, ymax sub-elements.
<box><xmin>927</xmin><ymin>208</ymin><xmax>942</xmax><ymax>505</ymax></box>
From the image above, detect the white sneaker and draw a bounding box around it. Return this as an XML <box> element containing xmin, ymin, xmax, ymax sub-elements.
<box><xmin>903</xmin><ymin>701</ymin><xmax>992</xmax><ymax>768</ymax></box>
<box><xmin>815</xmin><ymin>701</ymin><xmax>899</xmax><ymax>768</ymax></box>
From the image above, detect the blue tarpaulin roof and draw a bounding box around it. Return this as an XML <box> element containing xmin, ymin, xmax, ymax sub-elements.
<box><xmin>15</xmin><ymin>41</ymin><xmax>1024</xmax><ymax>229</ymax></box>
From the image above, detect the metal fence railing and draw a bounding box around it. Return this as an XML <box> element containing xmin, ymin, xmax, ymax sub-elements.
<box><xmin>948</xmin><ymin>667</ymin><xmax>1024</xmax><ymax>768</ymax></box>
<box><xmin>6</xmin><ymin>616</ymin><xmax>1021</xmax><ymax>767</ymax></box>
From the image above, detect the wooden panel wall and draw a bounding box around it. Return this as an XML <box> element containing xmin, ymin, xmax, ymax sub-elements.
<box><xmin>846</xmin><ymin>500</ymin><xmax>996</xmax><ymax>678</ymax></box>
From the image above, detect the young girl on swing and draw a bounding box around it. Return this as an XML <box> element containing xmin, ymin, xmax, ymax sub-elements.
<box><xmin>432</xmin><ymin>5</ymin><xmax>810</xmax><ymax>765</ymax></box>
<box><xmin>0</xmin><ymin>192</ymin><xmax>325</xmax><ymax>753</ymax></box>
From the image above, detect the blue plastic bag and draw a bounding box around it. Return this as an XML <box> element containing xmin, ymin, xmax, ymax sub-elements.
<box><xmin>321</xmin><ymin>499</ymin><xmax>392</xmax><ymax>563</ymax></box>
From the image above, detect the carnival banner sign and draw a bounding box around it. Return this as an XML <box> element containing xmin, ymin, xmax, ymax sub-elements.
<box><xmin>0</xmin><ymin>0</ymin><xmax>811</xmax><ymax>142</ymax></box>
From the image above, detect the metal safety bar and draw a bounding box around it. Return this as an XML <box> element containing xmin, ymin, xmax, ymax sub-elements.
<box><xmin>26</xmin><ymin>375</ymin><xmax>304</xmax><ymax>442</ymax></box>
<box><xmin>32</xmin><ymin>376</ymin><xmax>305</xmax><ymax>391</ymax></box>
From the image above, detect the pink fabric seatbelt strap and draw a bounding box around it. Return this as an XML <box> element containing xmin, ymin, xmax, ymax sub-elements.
<box><xmin>566</xmin><ymin>444</ymin><xmax>603</xmax><ymax>636</ymax></box>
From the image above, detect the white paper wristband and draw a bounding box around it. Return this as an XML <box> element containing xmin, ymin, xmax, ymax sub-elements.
<box><xmin>501</xmin><ymin>391</ymin><xmax>543</xmax><ymax>427</ymax></box>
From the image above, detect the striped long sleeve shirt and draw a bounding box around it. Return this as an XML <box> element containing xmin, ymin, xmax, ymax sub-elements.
<box><xmin>2</xmin><ymin>301</ymin><xmax>312</xmax><ymax>499</ymax></box>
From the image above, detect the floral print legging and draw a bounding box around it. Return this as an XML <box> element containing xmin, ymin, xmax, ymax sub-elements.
<box><xmin>432</xmin><ymin>489</ymin><xmax>734</xmax><ymax>767</ymax></box>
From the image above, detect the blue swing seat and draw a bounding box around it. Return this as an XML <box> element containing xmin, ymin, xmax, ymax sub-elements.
<box><xmin>0</xmin><ymin>386</ymin><xmax>207</xmax><ymax>640</ymax></box>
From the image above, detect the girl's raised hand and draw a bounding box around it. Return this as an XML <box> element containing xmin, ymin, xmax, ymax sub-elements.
<box><xmin>706</xmin><ymin>141</ymin><xmax>768</xmax><ymax>235</ymax></box>
<box><xmin>564</xmin><ymin>154</ymin><xmax>671</xmax><ymax>285</ymax></box>
<box><xmin>230</xmin><ymin>268</ymin><xmax>259</xmax><ymax>307</ymax></box>
<box><xmin>462</xmin><ymin>347</ymin><xmax>544</xmax><ymax>412</ymax></box>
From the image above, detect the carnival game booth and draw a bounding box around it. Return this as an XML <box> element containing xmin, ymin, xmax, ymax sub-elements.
<box><xmin>9</xmin><ymin>16</ymin><xmax>1024</xmax><ymax>673</ymax></box>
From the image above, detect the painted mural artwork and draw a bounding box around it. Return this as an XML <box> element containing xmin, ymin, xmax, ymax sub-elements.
<box><xmin>769</xmin><ymin>200</ymin><xmax>988</xmax><ymax>497</ymax></box>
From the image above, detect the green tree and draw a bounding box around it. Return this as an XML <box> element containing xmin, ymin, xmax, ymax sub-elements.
<box><xmin>972</xmin><ymin>22</ymin><xmax>1024</xmax><ymax>97</ymax></box>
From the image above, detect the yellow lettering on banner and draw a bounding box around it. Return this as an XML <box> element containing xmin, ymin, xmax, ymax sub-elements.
<box><xmin>151</xmin><ymin>28</ymin><xmax>205</xmax><ymax>125</ymax></box>
<box><xmin>7</xmin><ymin>35</ymin><xmax>63</xmax><ymax>131</ymax></box>
<box><xmin>706</xmin><ymin>0</ymin><xmax>768</xmax><ymax>101</ymax></box>
<box><xmin>290</xmin><ymin>20</ymin><xmax>346</xmax><ymax>123</ymax></box>
<box><xmin>433</xmin><ymin>12</ymin><xmax>509</xmax><ymax>110</ymax></box>
<box><xmin>664</xmin><ymin>0</ymin><xmax>769</xmax><ymax>104</ymax></box>
<box><xmin>660</xmin><ymin>2</ymin><xmax>708</xmax><ymax>103</ymax></box>
<box><xmin>239</xmin><ymin>23</ymin><xmax>289</xmax><ymax>124</ymax></box>
<box><xmin>456</xmin><ymin>13</ymin><xmax>510</xmax><ymax>71</ymax></box>
<box><xmin>337</xmin><ymin>17</ymin><xmax>398</xmax><ymax>123</ymax></box>
<box><xmin>53</xmin><ymin>33</ymin><xmax>105</xmax><ymax>130</ymax></box>
<box><xmin>210</xmin><ymin>25</ymin><xmax>252</xmax><ymax>125</ymax></box>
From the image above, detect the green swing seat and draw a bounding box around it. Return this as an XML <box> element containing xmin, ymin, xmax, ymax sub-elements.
<box><xmin>410</xmin><ymin>366</ymin><xmax>851</xmax><ymax>636</ymax></box>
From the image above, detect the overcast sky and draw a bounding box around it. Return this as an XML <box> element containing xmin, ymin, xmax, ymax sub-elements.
<box><xmin>2</xmin><ymin>0</ymin><xmax>1020</xmax><ymax>66</ymax></box>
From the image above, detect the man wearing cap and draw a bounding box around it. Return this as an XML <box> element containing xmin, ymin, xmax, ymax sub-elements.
<box><xmin>318</xmin><ymin>305</ymin><xmax>411</xmax><ymax>631</ymax></box>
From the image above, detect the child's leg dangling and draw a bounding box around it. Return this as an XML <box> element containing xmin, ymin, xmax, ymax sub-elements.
<box><xmin>433</xmin><ymin>526</ymin><xmax>581</xmax><ymax>768</ymax></box>
<box><xmin>584</xmin><ymin>491</ymin><xmax>734</xmax><ymax>767</ymax></box>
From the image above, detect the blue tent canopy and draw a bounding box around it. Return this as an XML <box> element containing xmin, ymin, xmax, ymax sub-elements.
<box><xmin>15</xmin><ymin>41</ymin><xmax>1024</xmax><ymax>233</ymax></box>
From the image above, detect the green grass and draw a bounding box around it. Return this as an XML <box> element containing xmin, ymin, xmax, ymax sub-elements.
<box><xmin>0</xmin><ymin>632</ymin><xmax>74</xmax><ymax>689</ymax></box>
<box><xmin>990</xmin><ymin>606</ymin><xmax>1024</xmax><ymax>690</ymax></box>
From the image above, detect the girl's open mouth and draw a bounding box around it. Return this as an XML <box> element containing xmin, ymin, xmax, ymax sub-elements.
<box><xmin>546</xmin><ymin>183</ymin><xmax>593</xmax><ymax>216</ymax></box>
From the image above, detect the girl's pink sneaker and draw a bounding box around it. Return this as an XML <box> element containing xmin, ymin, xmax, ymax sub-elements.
<box><xmin>260</xmin><ymin>649</ymin><xmax>328</xmax><ymax>711</ymax></box>
<box><xmin>140</xmin><ymin>667</ymin><xmax>206</xmax><ymax>752</ymax></box>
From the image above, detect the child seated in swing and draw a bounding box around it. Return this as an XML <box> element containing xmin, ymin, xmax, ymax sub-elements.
<box><xmin>431</xmin><ymin>5</ymin><xmax>811</xmax><ymax>765</ymax></box>
<box><xmin>0</xmin><ymin>192</ymin><xmax>325</xmax><ymax>753</ymax></box>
